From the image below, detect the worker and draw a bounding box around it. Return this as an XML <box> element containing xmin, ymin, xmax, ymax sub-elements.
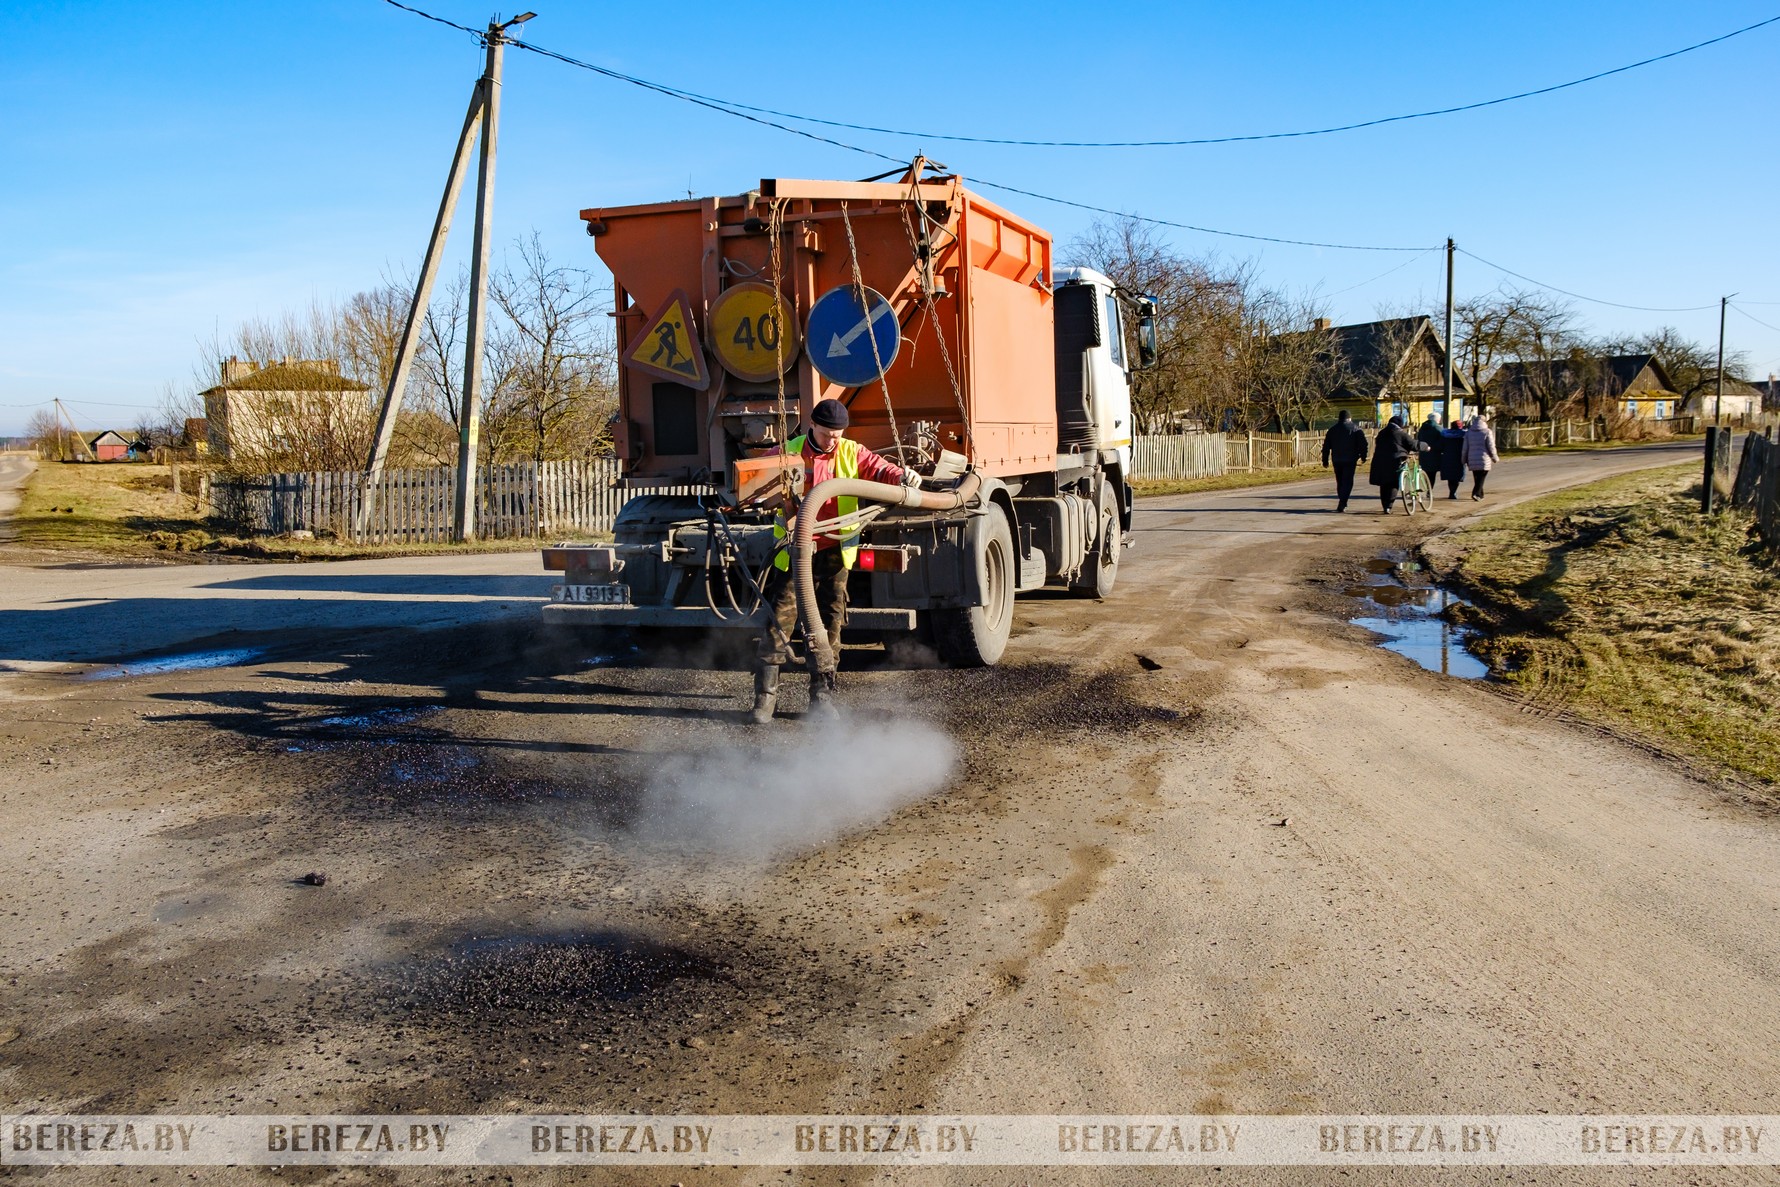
<box><xmin>750</xmin><ymin>398</ymin><xmax>909</xmax><ymax>723</ymax></box>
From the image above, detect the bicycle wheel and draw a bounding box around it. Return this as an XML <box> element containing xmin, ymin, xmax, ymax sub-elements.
<box><xmin>1398</xmin><ymin>474</ymin><xmax>1416</xmax><ymax>516</ymax></box>
<box><xmin>1415</xmin><ymin>467</ymin><xmax>1434</xmax><ymax>512</ymax></box>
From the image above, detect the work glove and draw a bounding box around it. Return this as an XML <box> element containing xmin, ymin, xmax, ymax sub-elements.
<box><xmin>900</xmin><ymin>467</ymin><xmax>922</xmax><ymax>488</ymax></box>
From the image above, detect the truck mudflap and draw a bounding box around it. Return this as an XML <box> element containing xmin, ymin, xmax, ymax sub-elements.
<box><xmin>539</xmin><ymin>602</ymin><xmax>917</xmax><ymax>631</ymax></box>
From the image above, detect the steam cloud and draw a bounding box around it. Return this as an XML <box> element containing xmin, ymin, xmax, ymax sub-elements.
<box><xmin>631</xmin><ymin>711</ymin><xmax>958</xmax><ymax>859</ymax></box>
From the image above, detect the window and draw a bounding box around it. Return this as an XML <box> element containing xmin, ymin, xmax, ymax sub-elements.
<box><xmin>1627</xmin><ymin>400</ymin><xmax>1638</xmax><ymax>417</ymax></box>
<box><xmin>1103</xmin><ymin>294</ymin><xmax>1124</xmax><ymax>368</ymax></box>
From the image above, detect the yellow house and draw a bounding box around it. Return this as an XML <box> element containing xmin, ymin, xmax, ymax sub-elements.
<box><xmin>1312</xmin><ymin>316</ymin><xmax>1475</xmax><ymax>427</ymax></box>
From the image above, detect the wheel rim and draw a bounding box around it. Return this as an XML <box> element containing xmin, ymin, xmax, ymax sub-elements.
<box><xmin>985</xmin><ymin>534</ymin><xmax>1010</xmax><ymax>630</ymax></box>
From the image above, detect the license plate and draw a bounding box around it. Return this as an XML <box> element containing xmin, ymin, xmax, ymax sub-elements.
<box><xmin>551</xmin><ymin>583</ymin><xmax>631</xmax><ymax>606</ymax></box>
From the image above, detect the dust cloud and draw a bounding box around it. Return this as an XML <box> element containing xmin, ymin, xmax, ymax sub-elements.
<box><xmin>630</xmin><ymin>711</ymin><xmax>958</xmax><ymax>860</ymax></box>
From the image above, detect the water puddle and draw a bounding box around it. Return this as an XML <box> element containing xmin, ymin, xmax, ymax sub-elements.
<box><xmin>316</xmin><ymin>705</ymin><xmax>444</xmax><ymax>730</ymax></box>
<box><xmin>86</xmin><ymin>648</ymin><xmax>264</xmax><ymax>680</ymax></box>
<box><xmin>1347</xmin><ymin>559</ymin><xmax>1489</xmax><ymax>680</ymax></box>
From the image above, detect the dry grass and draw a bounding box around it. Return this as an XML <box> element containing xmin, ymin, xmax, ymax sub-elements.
<box><xmin>1434</xmin><ymin>463</ymin><xmax>1780</xmax><ymax>786</ymax></box>
<box><xmin>11</xmin><ymin>461</ymin><xmax>593</xmax><ymax>561</ymax></box>
<box><xmin>1133</xmin><ymin>466</ymin><xmax>1325</xmax><ymax>498</ymax></box>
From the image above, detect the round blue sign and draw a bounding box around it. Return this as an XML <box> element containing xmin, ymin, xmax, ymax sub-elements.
<box><xmin>805</xmin><ymin>285</ymin><xmax>900</xmax><ymax>388</ymax></box>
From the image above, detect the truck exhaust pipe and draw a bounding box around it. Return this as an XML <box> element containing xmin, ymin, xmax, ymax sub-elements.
<box><xmin>793</xmin><ymin>471</ymin><xmax>984</xmax><ymax>676</ymax></box>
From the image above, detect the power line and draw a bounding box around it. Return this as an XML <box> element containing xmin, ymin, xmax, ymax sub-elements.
<box><xmin>385</xmin><ymin>3</ymin><xmax>1780</xmax><ymax>149</ymax></box>
<box><xmin>381</xmin><ymin>1</ymin><xmax>1432</xmax><ymax>252</ymax></box>
<box><xmin>1731</xmin><ymin>304</ymin><xmax>1780</xmax><ymax>334</ymax></box>
<box><xmin>1319</xmin><ymin>246</ymin><xmax>1444</xmax><ymax>300</ymax></box>
<box><xmin>1455</xmin><ymin>248</ymin><xmax>1721</xmax><ymax>313</ymax></box>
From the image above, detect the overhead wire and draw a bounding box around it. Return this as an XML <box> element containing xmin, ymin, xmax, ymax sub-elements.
<box><xmin>1731</xmin><ymin>305</ymin><xmax>1780</xmax><ymax>334</ymax></box>
<box><xmin>1455</xmin><ymin>248</ymin><xmax>1721</xmax><ymax>313</ymax></box>
<box><xmin>379</xmin><ymin>0</ymin><xmax>1433</xmax><ymax>253</ymax></box>
<box><xmin>383</xmin><ymin>2</ymin><xmax>1780</xmax><ymax>149</ymax></box>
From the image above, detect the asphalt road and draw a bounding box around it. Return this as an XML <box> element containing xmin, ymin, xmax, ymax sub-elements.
<box><xmin>0</xmin><ymin>453</ymin><xmax>35</xmax><ymax>543</ymax></box>
<box><xmin>3</xmin><ymin>438</ymin><xmax>1775</xmax><ymax>1185</ymax></box>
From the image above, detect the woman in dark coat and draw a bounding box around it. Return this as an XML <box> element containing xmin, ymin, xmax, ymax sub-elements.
<box><xmin>1369</xmin><ymin>415</ymin><xmax>1417</xmax><ymax>513</ymax></box>
<box><xmin>1440</xmin><ymin>418</ymin><xmax>1467</xmax><ymax>499</ymax></box>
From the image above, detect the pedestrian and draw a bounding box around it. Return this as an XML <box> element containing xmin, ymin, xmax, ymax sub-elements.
<box><xmin>1320</xmin><ymin>410</ymin><xmax>1369</xmax><ymax>512</ymax></box>
<box><xmin>1416</xmin><ymin>413</ymin><xmax>1445</xmax><ymax>495</ymax></box>
<box><xmin>1440</xmin><ymin>417</ymin><xmax>1467</xmax><ymax>500</ymax></box>
<box><xmin>749</xmin><ymin>398</ymin><xmax>908</xmax><ymax>724</ymax></box>
<box><xmin>1463</xmin><ymin>415</ymin><xmax>1500</xmax><ymax>501</ymax></box>
<box><xmin>1369</xmin><ymin>414</ymin><xmax>1417</xmax><ymax>513</ymax></box>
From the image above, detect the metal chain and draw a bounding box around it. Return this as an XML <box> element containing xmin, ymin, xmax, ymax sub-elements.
<box><xmin>900</xmin><ymin>201</ymin><xmax>973</xmax><ymax>456</ymax></box>
<box><xmin>839</xmin><ymin>200</ymin><xmax>901</xmax><ymax>450</ymax></box>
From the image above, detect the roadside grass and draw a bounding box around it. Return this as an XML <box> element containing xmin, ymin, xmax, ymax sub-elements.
<box><xmin>12</xmin><ymin>461</ymin><xmax>601</xmax><ymax>561</ymax></box>
<box><xmin>1431</xmin><ymin>462</ymin><xmax>1780</xmax><ymax>786</ymax></box>
<box><xmin>1134</xmin><ymin>466</ymin><xmax>1326</xmax><ymax>498</ymax></box>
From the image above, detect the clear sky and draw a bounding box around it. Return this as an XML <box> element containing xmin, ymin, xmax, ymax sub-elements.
<box><xmin>3</xmin><ymin>0</ymin><xmax>1777</xmax><ymax>436</ymax></box>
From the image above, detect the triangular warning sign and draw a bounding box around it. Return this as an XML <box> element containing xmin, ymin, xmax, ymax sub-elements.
<box><xmin>623</xmin><ymin>290</ymin><xmax>710</xmax><ymax>390</ymax></box>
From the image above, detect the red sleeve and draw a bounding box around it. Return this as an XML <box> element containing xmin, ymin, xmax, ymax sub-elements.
<box><xmin>852</xmin><ymin>444</ymin><xmax>905</xmax><ymax>485</ymax></box>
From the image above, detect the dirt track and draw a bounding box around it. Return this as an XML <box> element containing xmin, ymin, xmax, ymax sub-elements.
<box><xmin>3</xmin><ymin>439</ymin><xmax>1777</xmax><ymax>1184</ymax></box>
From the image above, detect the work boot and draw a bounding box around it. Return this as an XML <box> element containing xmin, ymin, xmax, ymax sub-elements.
<box><xmin>805</xmin><ymin>670</ymin><xmax>839</xmax><ymax>721</ymax></box>
<box><xmin>748</xmin><ymin>666</ymin><xmax>779</xmax><ymax>725</ymax></box>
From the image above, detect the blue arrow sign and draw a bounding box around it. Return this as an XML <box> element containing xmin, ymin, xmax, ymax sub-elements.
<box><xmin>806</xmin><ymin>285</ymin><xmax>899</xmax><ymax>388</ymax></box>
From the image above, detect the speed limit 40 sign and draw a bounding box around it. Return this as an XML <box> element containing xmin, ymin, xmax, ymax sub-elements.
<box><xmin>708</xmin><ymin>282</ymin><xmax>801</xmax><ymax>383</ymax></box>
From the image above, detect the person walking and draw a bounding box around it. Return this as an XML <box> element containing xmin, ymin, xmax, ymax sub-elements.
<box><xmin>1416</xmin><ymin>413</ymin><xmax>1445</xmax><ymax>489</ymax></box>
<box><xmin>1440</xmin><ymin>417</ymin><xmax>1467</xmax><ymax>500</ymax></box>
<box><xmin>750</xmin><ymin>399</ymin><xmax>907</xmax><ymax>723</ymax></box>
<box><xmin>1321</xmin><ymin>410</ymin><xmax>1369</xmax><ymax>512</ymax></box>
<box><xmin>1369</xmin><ymin>414</ymin><xmax>1417</xmax><ymax>513</ymax></box>
<box><xmin>1463</xmin><ymin>414</ymin><xmax>1501</xmax><ymax>501</ymax></box>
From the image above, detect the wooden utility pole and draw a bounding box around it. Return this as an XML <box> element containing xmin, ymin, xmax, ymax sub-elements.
<box><xmin>1714</xmin><ymin>294</ymin><xmax>1730</xmax><ymax>425</ymax></box>
<box><xmin>1443</xmin><ymin>237</ymin><xmax>1455</xmax><ymax>425</ymax></box>
<box><xmin>358</xmin><ymin>12</ymin><xmax>535</xmax><ymax>543</ymax></box>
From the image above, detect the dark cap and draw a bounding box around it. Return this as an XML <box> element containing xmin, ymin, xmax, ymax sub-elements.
<box><xmin>811</xmin><ymin>399</ymin><xmax>849</xmax><ymax>429</ymax></box>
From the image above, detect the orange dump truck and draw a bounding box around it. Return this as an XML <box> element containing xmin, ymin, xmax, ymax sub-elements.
<box><xmin>541</xmin><ymin>165</ymin><xmax>1156</xmax><ymax>666</ymax></box>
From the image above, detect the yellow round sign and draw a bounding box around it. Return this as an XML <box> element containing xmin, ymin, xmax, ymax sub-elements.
<box><xmin>708</xmin><ymin>282</ymin><xmax>801</xmax><ymax>383</ymax></box>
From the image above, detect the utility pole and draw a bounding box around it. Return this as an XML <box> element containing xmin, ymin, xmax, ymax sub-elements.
<box><xmin>1714</xmin><ymin>294</ymin><xmax>1730</xmax><ymax>426</ymax></box>
<box><xmin>358</xmin><ymin>11</ymin><xmax>535</xmax><ymax>543</ymax></box>
<box><xmin>1443</xmin><ymin>237</ymin><xmax>1455</xmax><ymax>425</ymax></box>
<box><xmin>54</xmin><ymin>398</ymin><xmax>69</xmax><ymax>461</ymax></box>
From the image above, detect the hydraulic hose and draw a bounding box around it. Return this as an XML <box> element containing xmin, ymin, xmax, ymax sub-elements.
<box><xmin>793</xmin><ymin>471</ymin><xmax>984</xmax><ymax>676</ymax></box>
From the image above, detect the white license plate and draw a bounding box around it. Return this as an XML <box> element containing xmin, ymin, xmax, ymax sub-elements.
<box><xmin>551</xmin><ymin>583</ymin><xmax>631</xmax><ymax>606</ymax></box>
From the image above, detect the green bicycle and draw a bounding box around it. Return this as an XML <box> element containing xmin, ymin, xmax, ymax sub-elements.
<box><xmin>1398</xmin><ymin>455</ymin><xmax>1433</xmax><ymax>515</ymax></box>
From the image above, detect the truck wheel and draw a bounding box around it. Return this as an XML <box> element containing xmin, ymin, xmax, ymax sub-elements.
<box><xmin>933</xmin><ymin>504</ymin><xmax>1014</xmax><ymax>668</ymax></box>
<box><xmin>1071</xmin><ymin>481</ymin><xmax>1120</xmax><ymax>599</ymax></box>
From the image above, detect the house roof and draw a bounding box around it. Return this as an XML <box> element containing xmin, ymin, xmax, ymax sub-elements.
<box><xmin>88</xmin><ymin>430</ymin><xmax>135</xmax><ymax>448</ymax></box>
<box><xmin>1280</xmin><ymin>315</ymin><xmax>1474</xmax><ymax>397</ymax></box>
<box><xmin>1489</xmin><ymin>354</ymin><xmax>1679</xmax><ymax>398</ymax></box>
<box><xmin>201</xmin><ymin>362</ymin><xmax>370</xmax><ymax>395</ymax></box>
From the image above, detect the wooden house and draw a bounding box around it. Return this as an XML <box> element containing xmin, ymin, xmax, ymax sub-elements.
<box><xmin>1490</xmin><ymin>354</ymin><xmax>1681</xmax><ymax>420</ymax></box>
<box><xmin>1294</xmin><ymin>316</ymin><xmax>1474</xmax><ymax>427</ymax></box>
<box><xmin>86</xmin><ymin>430</ymin><xmax>137</xmax><ymax>462</ymax></box>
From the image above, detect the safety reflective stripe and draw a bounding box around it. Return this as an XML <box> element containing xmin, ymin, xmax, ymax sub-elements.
<box><xmin>773</xmin><ymin>435</ymin><xmax>862</xmax><ymax>570</ymax></box>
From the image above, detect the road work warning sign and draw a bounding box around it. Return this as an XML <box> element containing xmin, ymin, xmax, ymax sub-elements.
<box><xmin>624</xmin><ymin>290</ymin><xmax>709</xmax><ymax>390</ymax></box>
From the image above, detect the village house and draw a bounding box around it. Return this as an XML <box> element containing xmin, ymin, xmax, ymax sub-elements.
<box><xmin>1308</xmin><ymin>316</ymin><xmax>1475</xmax><ymax>427</ymax></box>
<box><xmin>85</xmin><ymin>430</ymin><xmax>139</xmax><ymax>462</ymax></box>
<box><xmin>1679</xmin><ymin>375</ymin><xmax>1764</xmax><ymax>420</ymax></box>
<box><xmin>199</xmin><ymin>357</ymin><xmax>372</xmax><ymax>461</ymax></box>
<box><xmin>1490</xmin><ymin>354</ymin><xmax>1682</xmax><ymax>421</ymax></box>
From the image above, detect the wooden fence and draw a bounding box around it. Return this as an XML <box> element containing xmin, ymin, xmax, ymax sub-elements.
<box><xmin>213</xmin><ymin>459</ymin><xmax>705</xmax><ymax>543</ymax></box>
<box><xmin>1731</xmin><ymin>432</ymin><xmax>1779</xmax><ymax>553</ymax></box>
<box><xmin>1130</xmin><ymin>433</ymin><xmax>1227</xmax><ymax>481</ymax></box>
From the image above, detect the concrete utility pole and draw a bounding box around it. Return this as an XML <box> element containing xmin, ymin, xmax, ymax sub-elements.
<box><xmin>1714</xmin><ymin>294</ymin><xmax>1730</xmax><ymax>426</ymax></box>
<box><xmin>1443</xmin><ymin>238</ymin><xmax>1455</xmax><ymax>425</ymax></box>
<box><xmin>359</xmin><ymin>12</ymin><xmax>535</xmax><ymax>544</ymax></box>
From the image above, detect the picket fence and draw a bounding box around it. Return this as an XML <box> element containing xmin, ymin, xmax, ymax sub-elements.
<box><xmin>213</xmin><ymin>459</ymin><xmax>706</xmax><ymax>543</ymax></box>
<box><xmin>1130</xmin><ymin>433</ymin><xmax>1228</xmax><ymax>481</ymax></box>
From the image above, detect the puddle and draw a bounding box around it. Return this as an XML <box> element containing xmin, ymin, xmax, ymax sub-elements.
<box><xmin>316</xmin><ymin>705</ymin><xmax>444</xmax><ymax>730</ymax></box>
<box><xmin>1347</xmin><ymin>565</ymin><xmax>1489</xmax><ymax>680</ymax></box>
<box><xmin>86</xmin><ymin>649</ymin><xmax>264</xmax><ymax>679</ymax></box>
<box><xmin>390</xmin><ymin>930</ymin><xmax>724</xmax><ymax>1015</ymax></box>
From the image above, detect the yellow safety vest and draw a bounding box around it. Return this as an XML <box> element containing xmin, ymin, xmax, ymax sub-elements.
<box><xmin>774</xmin><ymin>435</ymin><xmax>862</xmax><ymax>570</ymax></box>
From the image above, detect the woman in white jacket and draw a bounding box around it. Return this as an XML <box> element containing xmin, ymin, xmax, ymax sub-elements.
<box><xmin>1462</xmin><ymin>416</ymin><xmax>1501</xmax><ymax>501</ymax></box>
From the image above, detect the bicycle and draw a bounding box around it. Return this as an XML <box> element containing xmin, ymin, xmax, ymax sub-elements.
<box><xmin>1397</xmin><ymin>455</ymin><xmax>1433</xmax><ymax>515</ymax></box>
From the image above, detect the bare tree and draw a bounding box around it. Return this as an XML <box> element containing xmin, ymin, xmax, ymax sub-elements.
<box><xmin>486</xmin><ymin>233</ymin><xmax>616</xmax><ymax>463</ymax></box>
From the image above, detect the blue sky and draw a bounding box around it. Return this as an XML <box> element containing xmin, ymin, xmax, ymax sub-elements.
<box><xmin>3</xmin><ymin>0</ymin><xmax>1777</xmax><ymax>436</ymax></box>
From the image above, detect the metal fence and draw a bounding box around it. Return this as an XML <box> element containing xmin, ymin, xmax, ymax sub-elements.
<box><xmin>213</xmin><ymin>459</ymin><xmax>703</xmax><ymax>543</ymax></box>
<box><xmin>1731</xmin><ymin>432</ymin><xmax>1779</xmax><ymax>551</ymax></box>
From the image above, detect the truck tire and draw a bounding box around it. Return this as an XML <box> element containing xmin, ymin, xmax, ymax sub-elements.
<box><xmin>1071</xmin><ymin>480</ymin><xmax>1120</xmax><ymax>599</ymax></box>
<box><xmin>933</xmin><ymin>504</ymin><xmax>1014</xmax><ymax>667</ymax></box>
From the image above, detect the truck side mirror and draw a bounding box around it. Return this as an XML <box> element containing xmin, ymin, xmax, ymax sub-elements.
<box><xmin>1135</xmin><ymin>297</ymin><xmax>1159</xmax><ymax>370</ymax></box>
